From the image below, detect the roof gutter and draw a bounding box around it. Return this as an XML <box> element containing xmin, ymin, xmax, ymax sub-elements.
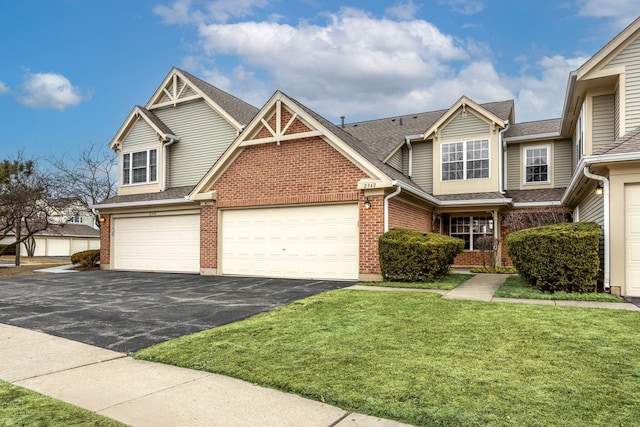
<box><xmin>91</xmin><ymin>197</ymin><xmax>194</xmax><ymax>210</ymax></box>
<box><xmin>404</xmin><ymin>134</ymin><xmax>423</xmax><ymax>178</ymax></box>
<box><xmin>383</xmin><ymin>180</ymin><xmax>440</xmax><ymax>232</ymax></box>
<box><xmin>503</xmin><ymin>132</ymin><xmax>560</xmax><ymax>143</ymax></box>
<box><xmin>162</xmin><ymin>134</ymin><xmax>181</xmax><ymax>192</ymax></box>
<box><xmin>583</xmin><ymin>166</ymin><xmax>610</xmax><ymax>293</ymax></box>
<box><xmin>499</xmin><ymin>120</ymin><xmax>510</xmax><ymax>194</ymax></box>
<box><xmin>438</xmin><ymin>198</ymin><xmax>512</xmax><ymax>207</ymax></box>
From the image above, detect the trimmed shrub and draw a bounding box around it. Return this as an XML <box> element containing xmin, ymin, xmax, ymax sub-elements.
<box><xmin>0</xmin><ymin>244</ymin><xmax>17</xmax><ymax>256</ymax></box>
<box><xmin>506</xmin><ymin>222</ymin><xmax>601</xmax><ymax>293</ymax></box>
<box><xmin>71</xmin><ymin>249</ymin><xmax>100</xmax><ymax>269</ymax></box>
<box><xmin>379</xmin><ymin>229</ymin><xmax>465</xmax><ymax>282</ymax></box>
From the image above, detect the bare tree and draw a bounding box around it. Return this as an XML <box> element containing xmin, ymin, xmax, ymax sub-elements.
<box><xmin>502</xmin><ymin>206</ymin><xmax>570</xmax><ymax>233</ymax></box>
<box><xmin>0</xmin><ymin>156</ymin><xmax>56</xmax><ymax>265</ymax></box>
<box><xmin>48</xmin><ymin>142</ymin><xmax>117</xmax><ymax>228</ymax></box>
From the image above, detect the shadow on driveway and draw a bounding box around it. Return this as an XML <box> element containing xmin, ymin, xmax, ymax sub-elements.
<box><xmin>0</xmin><ymin>271</ymin><xmax>352</xmax><ymax>353</ymax></box>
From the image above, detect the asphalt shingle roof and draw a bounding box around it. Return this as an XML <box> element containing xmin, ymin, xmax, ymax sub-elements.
<box><xmin>177</xmin><ymin>68</ymin><xmax>259</xmax><ymax>126</ymax></box>
<box><xmin>97</xmin><ymin>186</ymin><xmax>194</xmax><ymax>206</ymax></box>
<box><xmin>137</xmin><ymin>106</ymin><xmax>174</xmax><ymax>136</ymax></box>
<box><xmin>504</xmin><ymin>118</ymin><xmax>561</xmax><ymax>139</ymax></box>
<box><xmin>344</xmin><ymin>100</ymin><xmax>514</xmax><ymax>161</ymax></box>
<box><xmin>505</xmin><ymin>188</ymin><xmax>566</xmax><ymax>203</ymax></box>
<box><xmin>593</xmin><ymin>126</ymin><xmax>640</xmax><ymax>156</ymax></box>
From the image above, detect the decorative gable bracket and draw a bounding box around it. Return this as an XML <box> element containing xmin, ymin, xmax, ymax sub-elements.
<box><xmin>240</xmin><ymin>100</ymin><xmax>322</xmax><ymax>147</ymax></box>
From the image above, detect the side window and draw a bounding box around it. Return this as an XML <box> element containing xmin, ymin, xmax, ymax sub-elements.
<box><xmin>122</xmin><ymin>149</ymin><xmax>157</xmax><ymax>186</ymax></box>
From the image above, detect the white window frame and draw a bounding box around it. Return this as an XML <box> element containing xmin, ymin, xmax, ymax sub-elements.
<box><xmin>441</xmin><ymin>139</ymin><xmax>490</xmax><ymax>181</ymax></box>
<box><xmin>69</xmin><ymin>216</ymin><xmax>83</xmax><ymax>224</ymax></box>
<box><xmin>523</xmin><ymin>144</ymin><xmax>551</xmax><ymax>185</ymax></box>
<box><xmin>450</xmin><ymin>215</ymin><xmax>494</xmax><ymax>251</ymax></box>
<box><xmin>122</xmin><ymin>148</ymin><xmax>158</xmax><ymax>186</ymax></box>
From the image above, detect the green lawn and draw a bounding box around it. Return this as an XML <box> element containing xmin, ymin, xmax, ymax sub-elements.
<box><xmin>134</xmin><ymin>290</ymin><xmax>640</xmax><ymax>426</ymax></box>
<box><xmin>358</xmin><ymin>272</ymin><xmax>474</xmax><ymax>290</ymax></box>
<box><xmin>0</xmin><ymin>381</ymin><xmax>125</xmax><ymax>426</ymax></box>
<box><xmin>495</xmin><ymin>275</ymin><xmax>623</xmax><ymax>302</ymax></box>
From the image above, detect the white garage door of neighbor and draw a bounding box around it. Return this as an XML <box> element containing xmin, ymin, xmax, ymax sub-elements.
<box><xmin>221</xmin><ymin>204</ymin><xmax>359</xmax><ymax>280</ymax></box>
<box><xmin>113</xmin><ymin>214</ymin><xmax>200</xmax><ymax>273</ymax></box>
<box><xmin>626</xmin><ymin>184</ymin><xmax>640</xmax><ymax>296</ymax></box>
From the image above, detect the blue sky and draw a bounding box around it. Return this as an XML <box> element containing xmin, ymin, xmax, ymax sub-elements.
<box><xmin>0</xmin><ymin>0</ymin><xmax>637</xmax><ymax>161</ymax></box>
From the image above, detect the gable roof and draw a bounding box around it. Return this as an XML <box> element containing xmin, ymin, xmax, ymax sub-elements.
<box><xmin>109</xmin><ymin>105</ymin><xmax>176</xmax><ymax>150</ymax></box>
<box><xmin>345</xmin><ymin>98</ymin><xmax>514</xmax><ymax>161</ymax></box>
<box><xmin>174</xmin><ymin>68</ymin><xmax>259</xmax><ymax>126</ymax></box>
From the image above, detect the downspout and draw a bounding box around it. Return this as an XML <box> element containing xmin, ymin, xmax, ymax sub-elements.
<box><xmin>499</xmin><ymin>121</ymin><xmax>510</xmax><ymax>194</ymax></box>
<box><xmin>583</xmin><ymin>166</ymin><xmax>610</xmax><ymax>292</ymax></box>
<box><xmin>161</xmin><ymin>134</ymin><xmax>180</xmax><ymax>191</ymax></box>
<box><xmin>384</xmin><ymin>185</ymin><xmax>402</xmax><ymax>233</ymax></box>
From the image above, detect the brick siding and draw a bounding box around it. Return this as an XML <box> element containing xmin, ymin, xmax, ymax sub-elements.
<box><xmin>388</xmin><ymin>199</ymin><xmax>432</xmax><ymax>232</ymax></box>
<box><xmin>99</xmin><ymin>214</ymin><xmax>111</xmax><ymax>267</ymax></box>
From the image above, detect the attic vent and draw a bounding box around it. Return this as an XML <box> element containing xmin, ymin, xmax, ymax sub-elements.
<box><xmin>399</xmin><ymin>118</ymin><xmax>403</xmax><ymax>125</ymax></box>
<box><xmin>413</xmin><ymin>115</ymin><xmax>417</xmax><ymax>119</ymax></box>
<box><xmin>340</xmin><ymin>116</ymin><xmax>345</xmax><ymax>128</ymax></box>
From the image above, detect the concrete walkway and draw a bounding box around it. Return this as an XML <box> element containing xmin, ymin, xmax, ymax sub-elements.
<box><xmin>350</xmin><ymin>274</ymin><xmax>640</xmax><ymax>311</ymax></box>
<box><xmin>0</xmin><ymin>323</ymin><xmax>410</xmax><ymax>427</ymax></box>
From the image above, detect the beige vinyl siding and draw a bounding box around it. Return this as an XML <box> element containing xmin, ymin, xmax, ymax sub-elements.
<box><xmin>410</xmin><ymin>141</ymin><xmax>433</xmax><ymax>193</ymax></box>
<box><xmin>606</xmin><ymin>36</ymin><xmax>640</xmax><ymax>133</ymax></box>
<box><xmin>402</xmin><ymin>146</ymin><xmax>409</xmax><ymax>176</ymax></box>
<box><xmin>553</xmin><ymin>139</ymin><xmax>573</xmax><ymax>188</ymax></box>
<box><xmin>592</xmin><ymin>94</ymin><xmax>615</xmax><ymax>152</ymax></box>
<box><xmin>122</xmin><ymin>120</ymin><xmax>158</xmax><ymax>150</ymax></box>
<box><xmin>155</xmin><ymin>99</ymin><xmax>237</xmax><ymax>187</ymax></box>
<box><xmin>387</xmin><ymin>148</ymin><xmax>402</xmax><ymax>171</ymax></box>
<box><xmin>614</xmin><ymin>86</ymin><xmax>621</xmax><ymax>139</ymax></box>
<box><xmin>440</xmin><ymin>112</ymin><xmax>489</xmax><ymax>141</ymax></box>
<box><xmin>578</xmin><ymin>191</ymin><xmax>605</xmax><ymax>282</ymax></box>
<box><xmin>506</xmin><ymin>143</ymin><xmax>520</xmax><ymax>190</ymax></box>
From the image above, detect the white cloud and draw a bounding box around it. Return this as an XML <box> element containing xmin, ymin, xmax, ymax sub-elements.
<box><xmin>509</xmin><ymin>55</ymin><xmax>589</xmax><ymax>121</ymax></box>
<box><xmin>154</xmin><ymin>0</ymin><xmax>268</xmax><ymax>24</ymax></box>
<box><xmin>0</xmin><ymin>82</ymin><xmax>9</xmax><ymax>94</ymax></box>
<box><xmin>18</xmin><ymin>72</ymin><xmax>89</xmax><ymax>110</ymax></box>
<box><xmin>438</xmin><ymin>0</ymin><xmax>484</xmax><ymax>15</ymax></box>
<box><xmin>385</xmin><ymin>1</ymin><xmax>420</xmax><ymax>20</ymax></box>
<box><xmin>576</xmin><ymin>0</ymin><xmax>637</xmax><ymax>29</ymax></box>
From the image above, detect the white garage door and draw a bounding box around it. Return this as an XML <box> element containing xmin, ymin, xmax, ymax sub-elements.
<box><xmin>626</xmin><ymin>184</ymin><xmax>640</xmax><ymax>296</ymax></box>
<box><xmin>221</xmin><ymin>204</ymin><xmax>359</xmax><ymax>280</ymax></box>
<box><xmin>113</xmin><ymin>214</ymin><xmax>200</xmax><ymax>273</ymax></box>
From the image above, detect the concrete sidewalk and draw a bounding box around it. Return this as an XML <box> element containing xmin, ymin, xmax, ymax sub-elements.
<box><xmin>350</xmin><ymin>274</ymin><xmax>640</xmax><ymax>311</ymax></box>
<box><xmin>0</xmin><ymin>323</ymin><xmax>410</xmax><ymax>427</ymax></box>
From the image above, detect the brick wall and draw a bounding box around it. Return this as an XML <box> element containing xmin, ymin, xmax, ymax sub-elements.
<box><xmin>200</xmin><ymin>203</ymin><xmax>217</xmax><ymax>269</ymax></box>
<box><xmin>388</xmin><ymin>199</ymin><xmax>432</xmax><ymax>232</ymax></box>
<box><xmin>99</xmin><ymin>214</ymin><xmax>111</xmax><ymax>267</ymax></box>
<box><xmin>359</xmin><ymin>194</ymin><xmax>384</xmax><ymax>275</ymax></box>
<box><xmin>452</xmin><ymin>221</ymin><xmax>512</xmax><ymax>267</ymax></box>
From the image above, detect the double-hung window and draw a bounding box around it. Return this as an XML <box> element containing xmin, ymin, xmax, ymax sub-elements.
<box><xmin>450</xmin><ymin>216</ymin><xmax>493</xmax><ymax>250</ymax></box>
<box><xmin>441</xmin><ymin>139</ymin><xmax>489</xmax><ymax>181</ymax></box>
<box><xmin>122</xmin><ymin>148</ymin><xmax>157</xmax><ymax>185</ymax></box>
<box><xmin>524</xmin><ymin>145</ymin><xmax>550</xmax><ymax>184</ymax></box>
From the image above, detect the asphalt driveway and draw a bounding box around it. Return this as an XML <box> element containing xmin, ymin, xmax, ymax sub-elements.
<box><xmin>0</xmin><ymin>271</ymin><xmax>352</xmax><ymax>353</ymax></box>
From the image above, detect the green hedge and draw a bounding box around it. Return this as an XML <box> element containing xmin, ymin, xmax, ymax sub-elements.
<box><xmin>506</xmin><ymin>222</ymin><xmax>601</xmax><ymax>293</ymax></box>
<box><xmin>71</xmin><ymin>250</ymin><xmax>100</xmax><ymax>269</ymax></box>
<box><xmin>0</xmin><ymin>244</ymin><xmax>17</xmax><ymax>256</ymax></box>
<box><xmin>379</xmin><ymin>229</ymin><xmax>465</xmax><ymax>282</ymax></box>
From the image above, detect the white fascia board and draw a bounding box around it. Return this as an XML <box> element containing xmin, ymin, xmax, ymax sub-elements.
<box><xmin>513</xmin><ymin>201</ymin><xmax>563</xmax><ymax>208</ymax></box>
<box><xmin>438</xmin><ymin>198</ymin><xmax>512</xmax><ymax>207</ymax></box>
<box><xmin>91</xmin><ymin>198</ymin><xmax>195</xmax><ymax>210</ymax></box>
<box><xmin>504</xmin><ymin>132</ymin><xmax>561</xmax><ymax>143</ymax></box>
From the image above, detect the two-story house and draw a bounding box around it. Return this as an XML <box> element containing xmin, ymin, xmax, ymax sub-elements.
<box><xmin>95</xmin><ymin>17</ymin><xmax>640</xmax><ymax>297</ymax></box>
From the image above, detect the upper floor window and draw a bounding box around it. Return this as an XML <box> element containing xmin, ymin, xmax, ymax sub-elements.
<box><xmin>69</xmin><ymin>216</ymin><xmax>83</xmax><ymax>224</ymax></box>
<box><xmin>123</xmin><ymin>149</ymin><xmax>157</xmax><ymax>185</ymax></box>
<box><xmin>524</xmin><ymin>145</ymin><xmax>550</xmax><ymax>184</ymax></box>
<box><xmin>441</xmin><ymin>139</ymin><xmax>489</xmax><ymax>181</ymax></box>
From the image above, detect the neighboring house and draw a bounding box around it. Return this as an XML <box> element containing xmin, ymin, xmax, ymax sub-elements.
<box><xmin>0</xmin><ymin>198</ymin><xmax>100</xmax><ymax>257</ymax></box>
<box><xmin>95</xmin><ymin>17</ymin><xmax>640</xmax><ymax>297</ymax></box>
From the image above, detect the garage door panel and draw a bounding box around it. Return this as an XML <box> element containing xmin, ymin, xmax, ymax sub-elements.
<box><xmin>222</xmin><ymin>204</ymin><xmax>358</xmax><ymax>280</ymax></box>
<box><xmin>627</xmin><ymin>184</ymin><xmax>640</xmax><ymax>296</ymax></box>
<box><xmin>113</xmin><ymin>215</ymin><xmax>200</xmax><ymax>273</ymax></box>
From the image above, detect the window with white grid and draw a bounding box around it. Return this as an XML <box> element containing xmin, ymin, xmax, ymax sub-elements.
<box><xmin>441</xmin><ymin>139</ymin><xmax>489</xmax><ymax>181</ymax></box>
